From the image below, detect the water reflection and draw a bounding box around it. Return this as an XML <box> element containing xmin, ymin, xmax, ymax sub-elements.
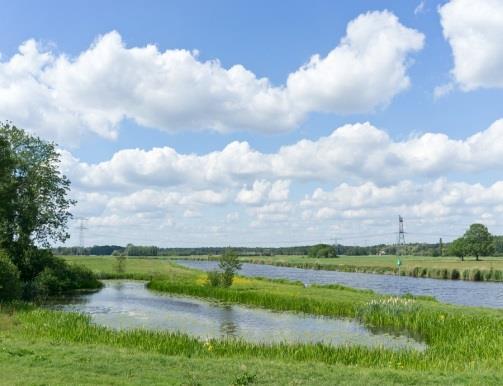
<box><xmin>176</xmin><ymin>260</ymin><xmax>503</xmax><ymax>308</ymax></box>
<box><xmin>46</xmin><ymin>281</ymin><xmax>425</xmax><ymax>351</ymax></box>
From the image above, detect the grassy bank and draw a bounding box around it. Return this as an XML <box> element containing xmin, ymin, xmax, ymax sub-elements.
<box><xmin>2</xmin><ymin>256</ymin><xmax>503</xmax><ymax>384</ymax></box>
<box><xmin>148</xmin><ymin>269</ymin><xmax>503</xmax><ymax>372</ymax></box>
<box><xmin>163</xmin><ymin>254</ymin><xmax>503</xmax><ymax>282</ymax></box>
<box><xmin>3</xmin><ymin>308</ymin><xmax>500</xmax><ymax>385</ymax></box>
<box><xmin>67</xmin><ymin>256</ymin><xmax>503</xmax><ymax>371</ymax></box>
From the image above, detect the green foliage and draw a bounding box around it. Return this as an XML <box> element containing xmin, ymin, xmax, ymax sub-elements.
<box><xmin>308</xmin><ymin>244</ymin><xmax>337</xmax><ymax>258</ymax></box>
<box><xmin>124</xmin><ymin>244</ymin><xmax>159</xmax><ymax>256</ymax></box>
<box><xmin>217</xmin><ymin>249</ymin><xmax>242</xmax><ymax>287</ymax></box>
<box><xmin>32</xmin><ymin>256</ymin><xmax>102</xmax><ymax>298</ymax></box>
<box><xmin>0</xmin><ymin>123</ymin><xmax>74</xmax><ymax>256</ymax></box>
<box><xmin>463</xmin><ymin>224</ymin><xmax>494</xmax><ymax>260</ymax></box>
<box><xmin>114</xmin><ymin>255</ymin><xmax>127</xmax><ymax>274</ymax></box>
<box><xmin>232</xmin><ymin>371</ymin><xmax>257</xmax><ymax>385</ymax></box>
<box><xmin>448</xmin><ymin>238</ymin><xmax>466</xmax><ymax>261</ymax></box>
<box><xmin>206</xmin><ymin>270</ymin><xmax>222</xmax><ymax>287</ymax></box>
<box><xmin>0</xmin><ymin>251</ymin><xmax>22</xmax><ymax>300</ymax></box>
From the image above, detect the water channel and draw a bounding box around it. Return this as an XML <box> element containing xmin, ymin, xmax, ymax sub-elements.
<box><xmin>176</xmin><ymin>260</ymin><xmax>503</xmax><ymax>308</ymax></box>
<box><xmin>46</xmin><ymin>281</ymin><xmax>425</xmax><ymax>351</ymax></box>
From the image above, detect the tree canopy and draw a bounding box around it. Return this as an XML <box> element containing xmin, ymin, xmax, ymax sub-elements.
<box><xmin>308</xmin><ymin>244</ymin><xmax>337</xmax><ymax>258</ymax></box>
<box><xmin>463</xmin><ymin>223</ymin><xmax>494</xmax><ymax>261</ymax></box>
<box><xmin>0</xmin><ymin>122</ymin><xmax>74</xmax><ymax>257</ymax></box>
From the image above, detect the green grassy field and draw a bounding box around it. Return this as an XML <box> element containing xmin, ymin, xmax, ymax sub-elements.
<box><xmin>2</xmin><ymin>256</ymin><xmax>503</xmax><ymax>384</ymax></box>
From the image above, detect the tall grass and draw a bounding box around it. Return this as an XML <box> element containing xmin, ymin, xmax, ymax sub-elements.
<box><xmin>148</xmin><ymin>277</ymin><xmax>503</xmax><ymax>372</ymax></box>
<box><xmin>18</xmin><ymin>309</ymin><xmax>424</xmax><ymax>369</ymax></box>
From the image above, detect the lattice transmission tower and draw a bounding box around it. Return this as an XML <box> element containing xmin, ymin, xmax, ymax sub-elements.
<box><xmin>397</xmin><ymin>215</ymin><xmax>406</xmax><ymax>257</ymax></box>
<box><xmin>76</xmin><ymin>217</ymin><xmax>88</xmax><ymax>255</ymax></box>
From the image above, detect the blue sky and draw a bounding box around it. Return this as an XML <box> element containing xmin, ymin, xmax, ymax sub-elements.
<box><xmin>1</xmin><ymin>0</ymin><xmax>502</xmax><ymax>246</ymax></box>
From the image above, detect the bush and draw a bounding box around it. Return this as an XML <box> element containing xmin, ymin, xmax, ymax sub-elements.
<box><xmin>114</xmin><ymin>255</ymin><xmax>127</xmax><ymax>273</ymax></box>
<box><xmin>308</xmin><ymin>244</ymin><xmax>337</xmax><ymax>258</ymax></box>
<box><xmin>31</xmin><ymin>256</ymin><xmax>101</xmax><ymax>299</ymax></box>
<box><xmin>207</xmin><ymin>270</ymin><xmax>222</xmax><ymax>287</ymax></box>
<box><xmin>218</xmin><ymin>249</ymin><xmax>242</xmax><ymax>288</ymax></box>
<box><xmin>450</xmin><ymin>269</ymin><xmax>460</xmax><ymax>280</ymax></box>
<box><xmin>0</xmin><ymin>252</ymin><xmax>22</xmax><ymax>301</ymax></box>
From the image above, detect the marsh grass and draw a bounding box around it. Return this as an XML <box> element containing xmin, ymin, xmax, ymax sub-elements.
<box><xmin>56</xmin><ymin>256</ymin><xmax>503</xmax><ymax>374</ymax></box>
<box><xmin>147</xmin><ymin>274</ymin><xmax>503</xmax><ymax>372</ymax></box>
<box><xmin>17</xmin><ymin>309</ymin><xmax>425</xmax><ymax>370</ymax></box>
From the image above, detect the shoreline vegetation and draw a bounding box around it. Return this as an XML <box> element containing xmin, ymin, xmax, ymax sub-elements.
<box><xmin>3</xmin><ymin>257</ymin><xmax>503</xmax><ymax>384</ymax></box>
<box><xmin>166</xmin><ymin>255</ymin><xmax>503</xmax><ymax>282</ymax></box>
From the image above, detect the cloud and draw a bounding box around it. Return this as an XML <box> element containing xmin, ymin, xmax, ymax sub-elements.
<box><xmin>235</xmin><ymin>180</ymin><xmax>290</xmax><ymax>205</ymax></box>
<box><xmin>414</xmin><ymin>1</ymin><xmax>426</xmax><ymax>15</ymax></box>
<box><xmin>61</xmin><ymin>119</ymin><xmax>503</xmax><ymax>191</ymax></box>
<box><xmin>433</xmin><ymin>82</ymin><xmax>455</xmax><ymax>99</ymax></box>
<box><xmin>0</xmin><ymin>11</ymin><xmax>424</xmax><ymax>145</ymax></box>
<box><xmin>286</xmin><ymin>11</ymin><xmax>424</xmax><ymax>114</ymax></box>
<box><xmin>60</xmin><ymin>118</ymin><xmax>503</xmax><ymax>245</ymax></box>
<box><xmin>301</xmin><ymin>179</ymin><xmax>503</xmax><ymax>226</ymax></box>
<box><xmin>439</xmin><ymin>0</ymin><xmax>503</xmax><ymax>90</ymax></box>
<box><xmin>69</xmin><ymin>175</ymin><xmax>503</xmax><ymax>246</ymax></box>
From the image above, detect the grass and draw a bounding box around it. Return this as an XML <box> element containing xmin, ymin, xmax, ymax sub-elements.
<box><xmin>160</xmin><ymin>254</ymin><xmax>503</xmax><ymax>282</ymax></box>
<box><xmin>3</xmin><ymin>255</ymin><xmax>499</xmax><ymax>384</ymax></box>
<box><xmin>66</xmin><ymin>256</ymin><xmax>503</xmax><ymax>371</ymax></box>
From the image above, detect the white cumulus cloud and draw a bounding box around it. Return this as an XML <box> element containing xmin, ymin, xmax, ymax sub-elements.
<box><xmin>0</xmin><ymin>11</ymin><xmax>424</xmax><ymax>145</ymax></box>
<box><xmin>439</xmin><ymin>0</ymin><xmax>503</xmax><ymax>90</ymax></box>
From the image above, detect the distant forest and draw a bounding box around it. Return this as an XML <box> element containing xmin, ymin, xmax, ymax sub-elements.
<box><xmin>53</xmin><ymin>236</ymin><xmax>503</xmax><ymax>257</ymax></box>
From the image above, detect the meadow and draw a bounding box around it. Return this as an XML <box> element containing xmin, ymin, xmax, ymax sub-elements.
<box><xmin>2</xmin><ymin>256</ymin><xmax>503</xmax><ymax>384</ymax></box>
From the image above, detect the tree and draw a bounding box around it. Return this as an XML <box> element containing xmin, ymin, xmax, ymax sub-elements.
<box><xmin>0</xmin><ymin>251</ymin><xmax>22</xmax><ymax>301</ymax></box>
<box><xmin>448</xmin><ymin>237</ymin><xmax>466</xmax><ymax>261</ymax></box>
<box><xmin>218</xmin><ymin>249</ymin><xmax>242</xmax><ymax>287</ymax></box>
<box><xmin>308</xmin><ymin>244</ymin><xmax>337</xmax><ymax>258</ymax></box>
<box><xmin>463</xmin><ymin>224</ymin><xmax>494</xmax><ymax>261</ymax></box>
<box><xmin>0</xmin><ymin>123</ymin><xmax>74</xmax><ymax>260</ymax></box>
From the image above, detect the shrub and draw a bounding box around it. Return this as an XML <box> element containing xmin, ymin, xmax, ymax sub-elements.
<box><xmin>32</xmin><ymin>256</ymin><xmax>101</xmax><ymax>298</ymax></box>
<box><xmin>218</xmin><ymin>249</ymin><xmax>242</xmax><ymax>288</ymax></box>
<box><xmin>207</xmin><ymin>270</ymin><xmax>222</xmax><ymax>287</ymax></box>
<box><xmin>308</xmin><ymin>244</ymin><xmax>337</xmax><ymax>258</ymax></box>
<box><xmin>114</xmin><ymin>255</ymin><xmax>127</xmax><ymax>273</ymax></box>
<box><xmin>0</xmin><ymin>252</ymin><xmax>22</xmax><ymax>301</ymax></box>
<box><xmin>450</xmin><ymin>269</ymin><xmax>460</xmax><ymax>280</ymax></box>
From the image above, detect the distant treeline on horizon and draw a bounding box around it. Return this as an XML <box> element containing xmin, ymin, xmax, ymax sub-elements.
<box><xmin>53</xmin><ymin>237</ymin><xmax>503</xmax><ymax>257</ymax></box>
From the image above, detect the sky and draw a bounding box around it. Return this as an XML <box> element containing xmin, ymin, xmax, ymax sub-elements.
<box><xmin>1</xmin><ymin>0</ymin><xmax>502</xmax><ymax>247</ymax></box>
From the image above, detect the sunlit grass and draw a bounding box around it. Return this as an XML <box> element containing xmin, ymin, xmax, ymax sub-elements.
<box><xmin>55</xmin><ymin>255</ymin><xmax>503</xmax><ymax>373</ymax></box>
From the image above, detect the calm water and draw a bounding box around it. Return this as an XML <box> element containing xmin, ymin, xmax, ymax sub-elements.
<box><xmin>47</xmin><ymin>281</ymin><xmax>425</xmax><ymax>351</ymax></box>
<box><xmin>176</xmin><ymin>260</ymin><xmax>503</xmax><ymax>308</ymax></box>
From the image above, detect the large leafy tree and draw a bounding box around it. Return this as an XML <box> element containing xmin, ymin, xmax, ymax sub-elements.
<box><xmin>448</xmin><ymin>237</ymin><xmax>466</xmax><ymax>261</ymax></box>
<box><xmin>0</xmin><ymin>122</ymin><xmax>74</xmax><ymax>260</ymax></box>
<box><xmin>463</xmin><ymin>223</ymin><xmax>494</xmax><ymax>261</ymax></box>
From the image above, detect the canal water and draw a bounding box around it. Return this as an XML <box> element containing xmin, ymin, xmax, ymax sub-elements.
<box><xmin>176</xmin><ymin>260</ymin><xmax>503</xmax><ymax>308</ymax></box>
<box><xmin>46</xmin><ymin>281</ymin><xmax>425</xmax><ymax>351</ymax></box>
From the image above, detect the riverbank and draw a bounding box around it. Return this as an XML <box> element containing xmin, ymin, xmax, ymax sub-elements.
<box><xmin>3</xmin><ymin>257</ymin><xmax>503</xmax><ymax>384</ymax></box>
<box><xmin>164</xmin><ymin>254</ymin><xmax>503</xmax><ymax>282</ymax></box>
<box><xmin>69</xmin><ymin>257</ymin><xmax>503</xmax><ymax>370</ymax></box>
